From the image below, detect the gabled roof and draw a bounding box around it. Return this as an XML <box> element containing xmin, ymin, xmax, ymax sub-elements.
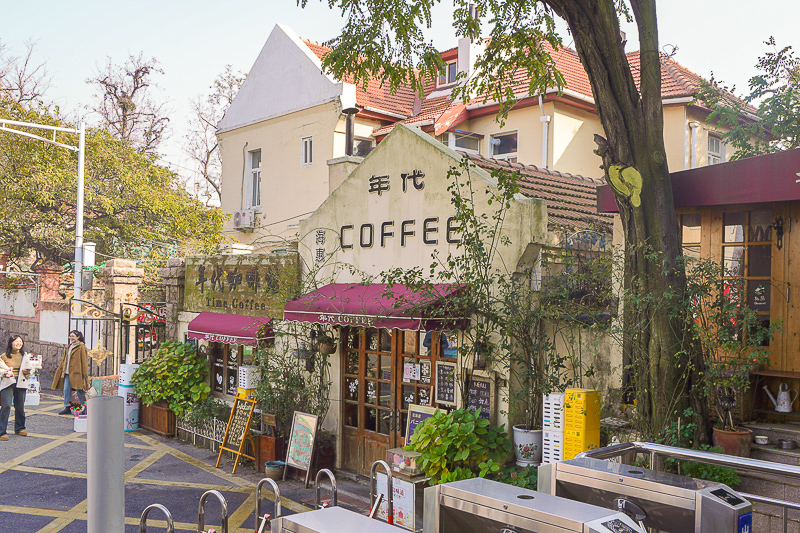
<box><xmin>464</xmin><ymin>152</ymin><xmax>612</xmax><ymax>234</ymax></box>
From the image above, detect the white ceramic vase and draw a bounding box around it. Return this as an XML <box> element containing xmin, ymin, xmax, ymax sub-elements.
<box><xmin>513</xmin><ymin>424</ymin><xmax>543</xmax><ymax>467</ymax></box>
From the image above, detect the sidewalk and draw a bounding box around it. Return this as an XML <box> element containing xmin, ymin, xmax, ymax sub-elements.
<box><xmin>0</xmin><ymin>389</ymin><xmax>371</xmax><ymax>532</ymax></box>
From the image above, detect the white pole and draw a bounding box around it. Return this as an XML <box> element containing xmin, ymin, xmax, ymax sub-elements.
<box><xmin>73</xmin><ymin>121</ymin><xmax>85</xmax><ymax>299</ymax></box>
<box><xmin>87</xmin><ymin>395</ymin><xmax>125</xmax><ymax>533</ymax></box>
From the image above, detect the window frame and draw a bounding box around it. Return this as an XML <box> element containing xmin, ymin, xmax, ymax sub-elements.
<box><xmin>301</xmin><ymin>136</ymin><xmax>313</xmax><ymax>167</ymax></box>
<box><xmin>353</xmin><ymin>137</ymin><xmax>373</xmax><ymax>157</ymax></box>
<box><xmin>438</xmin><ymin>61</ymin><xmax>458</xmax><ymax>87</ymax></box>
<box><xmin>247</xmin><ymin>148</ymin><xmax>262</xmax><ymax>209</ymax></box>
<box><xmin>489</xmin><ymin>130</ymin><xmax>518</xmax><ymax>163</ymax></box>
<box><xmin>708</xmin><ymin>134</ymin><xmax>725</xmax><ymax>166</ymax></box>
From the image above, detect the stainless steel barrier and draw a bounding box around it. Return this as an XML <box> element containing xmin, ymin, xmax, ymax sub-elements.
<box><xmin>272</xmin><ymin>506</ymin><xmax>402</xmax><ymax>532</ymax></box>
<box><xmin>370</xmin><ymin>460</ymin><xmax>393</xmax><ymax>525</ymax></box>
<box><xmin>197</xmin><ymin>489</ymin><xmax>229</xmax><ymax>533</ymax></box>
<box><xmin>423</xmin><ymin>477</ymin><xmax>645</xmax><ymax>533</ymax></box>
<box><xmin>577</xmin><ymin>441</ymin><xmax>800</xmax><ymax>532</ymax></box>
<box><xmin>139</xmin><ymin>503</ymin><xmax>175</xmax><ymax>533</ymax></box>
<box><xmin>539</xmin><ymin>456</ymin><xmax>751</xmax><ymax>532</ymax></box>
<box><xmin>314</xmin><ymin>468</ymin><xmax>338</xmax><ymax>509</ymax></box>
<box><xmin>255</xmin><ymin>478</ymin><xmax>282</xmax><ymax>532</ymax></box>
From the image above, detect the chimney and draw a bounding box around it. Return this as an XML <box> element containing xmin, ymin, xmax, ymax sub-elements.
<box><xmin>458</xmin><ymin>5</ymin><xmax>482</xmax><ymax>79</ymax></box>
<box><xmin>342</xmin><ymin>107</ymin><xmax>358</xmax><ymax>156</ymax></box>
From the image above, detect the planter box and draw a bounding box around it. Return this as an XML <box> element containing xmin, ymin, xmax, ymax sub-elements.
<box><xmin>140</xmin><ymin>402</ymin><xmax>176</xmax><ymax>437</ymax></box>
<box><xmin>255</xmin><ymin>435</ymin><xmax>285</xmax><ymax>472</ymax></box>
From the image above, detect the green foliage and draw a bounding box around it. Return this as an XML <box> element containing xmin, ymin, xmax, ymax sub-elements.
<box><xmin>183</xmin><ymin>396</ymin><xmax>230</xmax><ymax>429</ymax></box>
<box><xmin>404</xmin><ymin>408</ymin><xmax>512</xmax><ymax>485</ymax></box>
<box><xmin>681</xmin><ymin>446</ymin><xmax>740</xmax><ymax>488</ymax></box>
<box><xmin>698</xmin><ymin>37</ymin><xmax>800</xmax><ymax>158</ymax></box>
<box><xmin>0</xmin><ymin>94</ymin><xmax>225</xmax><ymax>267</ymax></box>
<box><xmin>490</xmin><ymin>465</ymin><xmax>538</xmax><ymax>490</ymax></box>
<box><xmin>131</xmin><ymin>341</ymin><xmax>211</xmax><ymax>417</ymax></box>
<box><xmin>253</xmin><ymin>323</ymin><xmax>332</xmax><ymax>438</ymax></box>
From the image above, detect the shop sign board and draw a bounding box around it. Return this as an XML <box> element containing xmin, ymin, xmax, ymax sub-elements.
<box><xmin>216</xmin><ymin>396</ymin><xmax>257</xmax><ymax>474</ymax></box>
<box><xmin>405</xmin><ymin>404</ymin><xmax>438</xmax><ymax>443</ymax></box>
<box><xmin>466</xmin><ymin>375</ymin><xmax>493</xmax><ymax>422</ymax></box>
<box><xmin>284</xmin><ymin>411</ymin><xmax>318</xmax><ymax>487</ymax></box>
<box><xmin>184</xmin><ymin>254</ymin><xmax>299</xmax><ymax>317</ymax></box>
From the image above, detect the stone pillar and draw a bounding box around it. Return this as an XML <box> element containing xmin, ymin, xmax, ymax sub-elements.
<box><xmin>97</xmin><ymin>259</ymin><xmax>145</xmax><ymax>312</ymax></box>
<box><xmin>34</xmin><ymin>261</ymin><xmax>63</xmax><ymax>304</ymax></box>
<box><xmin>0</xmin><ymin>252</ymin><xmax>8</xmax><ymax>275</ymax></box>
<box><xmin>159</xmin><ymin>257</ymin><xmax>186</xmax><ymax>342</ymax></box>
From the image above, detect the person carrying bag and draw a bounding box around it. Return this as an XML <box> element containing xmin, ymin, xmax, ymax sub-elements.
<box><xmin>0</xmin><ymin>335</ymin><xmax>33</xmax><ymax>440</ymax></box>
<box><xmin>53</xmin><ymin>330</ymin><xmax>90</xmax><ymax>416</ymax></box>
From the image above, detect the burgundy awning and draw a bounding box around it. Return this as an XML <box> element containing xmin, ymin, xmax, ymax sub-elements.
<box><xmin>187</xmin><ymin>312</ymin><xmax>273</xmax><ymax>346</ymax></box>
<box><xmin>283</xmin><ymin>283</ymin><xmax>470</xmax><ymax>331</ymax></box>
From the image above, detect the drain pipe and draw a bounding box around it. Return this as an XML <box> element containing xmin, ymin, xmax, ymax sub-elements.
<box><xmin>240</xmin><ymin>141</ymin><xmax>249</xmax><ymax>210</ymax></box>
<box><xmin>689</xmin><ymin>121</ymin><xmax>700</xmax><ymax>169</ymax></box>
<box><xmin>538</xmin><ymin>95</ymin><xmax>550</xmax><ymax>169</ymax></box>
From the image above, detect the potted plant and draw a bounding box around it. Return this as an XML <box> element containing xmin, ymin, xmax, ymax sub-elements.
<box><xmin>690</xmin><ymin>259</ymin><xmax>779</xmax><ymax>456</ymax></box>
<box><xmin>131</xmin><ymin>341</ymin><xmax>212</xmax><ymax>437</ymax></box>
<box><xmin>312</xmin><ymin>325</ymin><xmax>337</xmax><ymax>355</ymax></box>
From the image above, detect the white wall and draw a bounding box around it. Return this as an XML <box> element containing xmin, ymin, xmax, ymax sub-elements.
<box><xmin>0</xmin><ymin>289</ymin><xmax>37</xmax><ymax>318</ymax></box>
<box><xmin>39</xmin><ymin>309</ymin><xmax>69</xmax><ymax>343</ymax></box>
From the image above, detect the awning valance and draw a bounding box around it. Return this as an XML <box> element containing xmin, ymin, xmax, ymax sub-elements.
<box><xmin>187</xmin><ymin>312</ymin><xmax>273</xmax><ymax>346</ymax></box>
<box><xmin>283</xmin><ymin>283</ymin><xmax>470</xmax><ymax>331</ymax></box>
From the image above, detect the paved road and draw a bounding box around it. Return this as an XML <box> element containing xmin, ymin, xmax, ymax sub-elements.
<box><xmin>0</xmin><ymin>390</ymin><xmax>369</xmax><ymax>532</ymax></box>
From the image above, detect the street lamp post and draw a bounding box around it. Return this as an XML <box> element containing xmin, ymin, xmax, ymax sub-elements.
<box><xmin>0</xmin><ymin>119</ymin><xmax>86</xmax><ymax>298</ymax></box>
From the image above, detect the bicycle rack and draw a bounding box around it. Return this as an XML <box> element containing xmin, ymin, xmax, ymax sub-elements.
<box><xmin>139</xmin><ymin>503</ymin><xmax>175</xmax><ymax>533</ymax></box>
<box><xmin>197</xmin><ymin>489</ymin><xmax>229</xmax><ymax>533</ymax></box>
<box><xmin>255</xmin><ymin>477</ymin><xmax>283</xmax><ymax>532</ymax></box>
<box><xmin>370</xmin><ymin>460</ymin><xmax>393</xmax><ymax>524</ymax></box>
<box><xmin>314</xmin><ymin>468</ymin><xmax>338</xmax><ymax>509</ymax></box>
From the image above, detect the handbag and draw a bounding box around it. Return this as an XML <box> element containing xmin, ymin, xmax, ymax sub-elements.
<box><xmin>69</xmin><ymin>389</ymin><xmax>82</xmax><ymax>407</ymax></box>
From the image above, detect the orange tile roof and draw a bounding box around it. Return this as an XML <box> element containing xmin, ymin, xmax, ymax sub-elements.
<box><xmin>465</xmin><ymin>153</ymin><xmax>613</xmax><ymax>233</ymax></box>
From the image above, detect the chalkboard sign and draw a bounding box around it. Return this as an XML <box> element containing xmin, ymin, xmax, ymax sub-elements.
<box><xmin>405</xmin><ymin>404</ymin><xmax>438</xmax><ymax>443</ymax></box>
<box><xmin>466</xmin><ymin>376</ymin><xmax>492</xmax><ymax>421</ymax></box>
<box><xmin>284</xmin><ymin>411</ymin><xmax>318</xmax><ymax>487</ymax></box>
<box><xmin>435</xmin><ymin>362</ymin><xmax>457</xmax><ymax>406</ymax></box>
<box><xmin>215</xmin><ymin>397</ymin><xmax>256</xmax><ymax>474</ymax></box>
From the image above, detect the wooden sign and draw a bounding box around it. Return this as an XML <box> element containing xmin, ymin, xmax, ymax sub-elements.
<box><xmin>216</xmin><ymin>397</ymin><xmax>257</xmax><ymax>474</ymax></box>
<box><xmin>284</xmin><ymin>411</ymin><xmax>318</xmax><ymax>487</ymax></box>
<box><xmin>435</xmin><ymin>361</ymin><xmax>457</xmax><ymax>406</ymax></box>
<box><xmin>466</xmin><ymin>375</ymin><xmax>493</xmax><ymax>422</ymax></box>
<box><xmin>405</xmin><ymin>404</ymin><xmax>438</xmax><ymax>444</ymax></box>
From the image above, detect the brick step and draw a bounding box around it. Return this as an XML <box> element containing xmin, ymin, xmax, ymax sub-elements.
<box><xmin>743</xmin><ymin>422</ymin><xmax>800</xmax><ymax>451</ymax></box>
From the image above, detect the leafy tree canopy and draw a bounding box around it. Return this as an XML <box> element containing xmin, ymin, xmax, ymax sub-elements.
<box><xmin>698</xmin><ymin>37</ymin><xmax>800</xmax><ymax>159</ymax></box>
<box><xmin>0</xmin><ymin>95</ymin><xmax>225</xmax><ymax>270</ymax></box>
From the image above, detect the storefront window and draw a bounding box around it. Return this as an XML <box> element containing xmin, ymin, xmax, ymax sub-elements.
<box><xmin>209</xmin><ymin>342</ymin><xmax>244</xmax><ymax>398</ymax></box>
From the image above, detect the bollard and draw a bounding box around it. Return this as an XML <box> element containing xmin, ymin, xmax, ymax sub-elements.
<box><xmin>88</xmin><ymin>395</ymin><xmax>124</xmax><ymax>533</ymax></box>
<box><xmin>370</xmin><ymin>460</ymin><xmax>393</xmax><ymax>524</ymax></box>
<box><xmin>139</xmin><ymin>503</ymin><xmax>175</xmax><ymax>533</ymax></box>
<box><xmin>314</xmin><ymin>468</ymin><xmax>338</xmax><ymax>509</ymax></box>
<box><xmin>255</xmin><ymin>478</ymin><xmax>282</xmax><ymax>531</ymax></box>
<box><xmin>197</xmin><ymin>489</ymin><xmax>229</xmax><ymax>533</ymax></box>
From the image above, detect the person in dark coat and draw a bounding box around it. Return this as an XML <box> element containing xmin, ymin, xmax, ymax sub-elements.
<box><xmin>52</xmin><ymin>330</ymin><xmax>90</xmax><ymax>415</ymax></box>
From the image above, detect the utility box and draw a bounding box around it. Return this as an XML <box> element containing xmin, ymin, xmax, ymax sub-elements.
<box><xmin>563</xmin><ymin>388</ymin><xmax>601</xmax><ymax>459</ymax></box>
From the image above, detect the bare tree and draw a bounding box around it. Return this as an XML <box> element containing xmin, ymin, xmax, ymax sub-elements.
<box><xmin>0</xmin><ymin>40</ymin><xmax>50</xmax><ymax>105</ymax></box>
<box><xmin>86</xmin><ymin>53</ymin><xmax>169</xmax><ymax>153</ymax></box>
<box><xmin>183</xmin><ymin>65</ymin><xmax>244</xmax><ymax>205</ymax></box>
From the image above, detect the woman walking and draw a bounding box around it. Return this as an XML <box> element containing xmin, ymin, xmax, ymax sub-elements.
<box><xmin>0</xmin><ymin>335</ymin><xmax>32</xmax><ymax>440</ymax></box>
<box><xmin>53</xmin><ymin>330</ymin><xmax>90</xmax><ymax>415</ymax></box>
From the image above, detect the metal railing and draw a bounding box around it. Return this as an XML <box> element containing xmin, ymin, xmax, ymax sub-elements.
<box><xmin>577</xmin><ymin>441</ymin><xmax>800</xmax><ymax>532</ymax></box>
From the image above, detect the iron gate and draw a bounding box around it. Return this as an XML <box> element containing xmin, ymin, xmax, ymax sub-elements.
<box><xmin>68</xmin><ymin>299</ymin><xmax>121</xmax><ymax>377</ymax></box>
<box><xmin>120</xmin><ymin>302</ymin><xmax>166</xmax><ymax>364</ymax></box>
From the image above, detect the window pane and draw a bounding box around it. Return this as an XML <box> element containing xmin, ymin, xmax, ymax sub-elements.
<box><xmin>447</xmin><ymin>63</ymin><xmax>457</xmax><ymax>83</ymax></box>
<box><xmin>366</xmin><ymin>354</ymin><xmax>377</xmax><ymax>378</ymax></box>
<box><xmin>748</xmin><ymin>245</ymin><xmax>771</xmax><ymax>277</ymax></box>
<box><xmin>402</xmin><ymin>385</ymin><xmax>415</xmax><ymax>410</ymax></box>
<box><xmin>748</xmin><ymin>281</ymin><xmax>771</xmax><ymax>312</ymax></box>
<box><xmin>344</xmin><ymin>403</ymin><xmax>358</xmax><ymax>428</ymax></box>
<box><xmin>251</xmin><ymin>150</ymin><xmax>261</xmax><ymax>169</ymax></box>
<box><xmin>418</xmin><ymin>387</ymin><xmax>431</xmax><ymax>406</ymax></box>
<box><xmin>365</xmin><ymin>407</ymin><xmax>377</xmax><ymax>432</ymax></box>
<box><xmin>379</xmin><ymin>382</ymin><xmax>391</xmax><ymax>407</ymax></box>
<box><xmin>723</xmin><ymin>246</ymin><xmax>745</xmax><ymax>277</ymax></box>
<box><xmin>683</xmin><ymin>246</ymin><xmax>700</xmax><ymax>262</ymax></box>
<box><xmin>366</xmin><ymin>329</ymin><xmax>378</xmax><ymax>351</ymax></box>
<box><xmin>749</xmin><ymin>210</ymin><xmax>773</xmax><ymax>242</ymax></box>
<box><xmin>379</xmin><ymin>329</ymin><xmax>392</xmax><ymax>352</ymax></box>
<box><xmin>420</xmin><ymin>361</ymin><xmax>431</xmax><ymax>384</ymax></box>
<box><xmin>455</xmin><ymin>135</ymin><xmax>480</xmax><ymax>151</ymax></box>
<box><xmin>377</xmin><ymin>409</ymin><xmax>391</xmax><ymax>434</ymax></box>
<box><xmin>354</xmin><ymin>138</ymin><xmax>372</xmax><ymax>157</ymax></box>
<box><xmin>345</xmin><ymin>377</ymin><xmax>359</xmax><ymax>401</ymax></box>
<box><xmin>723</xmin><ymin>212</ymin><xmax>746</xmax><ymax>243</ymax></box>
<box><xmin>681</xmin><ymin>214</ymin><xmax>701</xmax><ymax>244</ymax></box>
<box><xmin>345</xmin><ymin>351</ymin><xmax>359</xmax><ymax>375</ymax></box>
<box><xmin>402</xmin><ymin>331</ymin><xmax>417</xmax><ymax>355</ymax></box>
<box><xmin>491</xmin><ymin>132</ymin><xmax>517</xmax><ymax>156</ymax></box>
<box><xmin>380</xmin><ymin>354</ymin><xmax>392</xmax><ymax>380</ymax></box>
<box><xmin>366</xmin><ymin>380</ymin><xmax>377</xmax><ymax>405</ymax></box>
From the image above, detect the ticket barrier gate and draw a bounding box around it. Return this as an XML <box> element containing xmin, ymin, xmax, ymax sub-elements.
<box><xmin>423</xmin><ymin>477</ymin><xmax>646</xmax><ymax>533</ymax></box>
<box><xmin>538</xmin><ymin>457</ymin><xmax>752</xmax><ymax>533</ymax></box>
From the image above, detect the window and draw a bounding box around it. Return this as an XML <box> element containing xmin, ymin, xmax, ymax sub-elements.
<box><xmin>436</xmin><ymin>132</ymin><xmax>482</xmax><ymax>155</ymax></box>
<box><xmin>248</xmin><ymin>149</ymin><xmax>261</xmax><ymax>208</ymax></box>
<box><xmin>353</xmin><ymin>137</ymin><xmax>373</xmax><ymax>157</ymax></box>
<box><xmin>301</xmin><ymin>136</ymin><xmax>313</xmax><ymax>166</ymax></box>
<box><xmin>708</xmin><ymin>135</ymin><xmax>724</xmax><ymax>165</ymax></box>
<box><xmin>680</xmin><ymin>213</ymin><xmax>702</xmax><ymax>262</ymax></box>
<box><xmin>438</xmin><ymin>61</ymin><xmax>457</xmax><ymax>86</ymax></box>
<box><xmin>490</xmin><ymin>131</ymin><xmax>518</xmax><ymax>162</ymax></box>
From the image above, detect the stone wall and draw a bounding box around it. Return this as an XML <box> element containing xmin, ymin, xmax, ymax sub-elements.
<box><xmin>160</xmin><ymin>257</ymin><xmax>186</xmax><ymax>342</ymax></box>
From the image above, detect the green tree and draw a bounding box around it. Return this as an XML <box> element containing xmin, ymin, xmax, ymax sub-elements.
<box><xmin>305</xmin><ymin>0</ymin><xmax>704</xmax><ymax>439</ymax></box>
<box><xmin>0</xmin><ymin>95</ymin><xmax>225</xmax><ymax>270</ymax></box>
<box><xmin>698</xmin><ymin>37</ymin><xmax>800</xmax><ymax>159</ymax></box>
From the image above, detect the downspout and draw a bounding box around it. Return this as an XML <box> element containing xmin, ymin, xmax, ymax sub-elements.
<box><xmin>539</xmin><ymin>95</ymin><xmax>551</xmax><ymax>169</ymax></box>
<box><xmin>240</xmin><ymin>141</ymin><xmax>248</xmax><ymax>210</ymax></box>
<box><xmin>689</xmin><ymin>121</ymin><xmax>700</xmax><ymax>169</ymax></box>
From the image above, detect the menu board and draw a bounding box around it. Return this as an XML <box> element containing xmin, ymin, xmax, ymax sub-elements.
<box><xmin>405</xmin><ymin>404</ymin><xmax>438</xmax><ymax>443</ymax></box>
<box><xmin>284</xmin><ymin>411</ymin><xmax>318</xmax><ymax>487</ymax></box>
<box><xmin>435</xmin><ymin>362</ymin><xmax>457</xmax><ymax>406</ymax></box>
<box><xmin>466</xmin><ymin>376</ymin><xmax>492</xmax><ymax>421</ymax></box>
<box><xmin>215</xmin><ymin>397</ymin><xmax>256</xmax><ymax>474</ymax></box>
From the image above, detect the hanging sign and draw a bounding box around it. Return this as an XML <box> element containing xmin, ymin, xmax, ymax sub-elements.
<box><xmin>284</xmin><ymin>411</ymin><xmax>318</xmax><ymax>487</ymax></box>
<box><xmin>216</xmin><ymin>396</ymin><xmax>257</xmax><ymax>474</ymax></box>
<box><xmin>466</xmin><ymin>375</ymin><xmax>493</xmax><ymax>422</ymax></box>
<box><xmin>435</xmin><ymin>361</ymin><xmax>457</xmax><ymax>406</ymax></box>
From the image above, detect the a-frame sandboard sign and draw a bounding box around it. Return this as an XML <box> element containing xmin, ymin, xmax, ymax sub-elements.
<box><xmin>216</xmin><ymin>396</ymin><xmax>257</xmax><ymax>474</ymax></box>
<box><xmin>284</xmin><ymin>411</ymin><xmax>318</xmax><ymax>488</ymax></box>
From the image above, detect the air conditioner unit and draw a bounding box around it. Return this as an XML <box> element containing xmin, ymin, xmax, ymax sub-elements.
<box><xmin>233</xmin><ymin>209</ymin><xmax>254</xmax><ymax>230</ymax></box>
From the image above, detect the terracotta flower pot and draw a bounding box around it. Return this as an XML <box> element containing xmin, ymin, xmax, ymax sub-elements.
<box><xmin>319</xmin><ymin>342</ymin><xmax>337</xmax><ymax>355</ymax></box>
<box><xmin>712</xmin><ymin>426</ymin><xmax>752</xmax><ymax>457</ymax></box>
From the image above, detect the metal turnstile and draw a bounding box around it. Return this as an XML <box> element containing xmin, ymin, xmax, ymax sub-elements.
<box><xmin>423</xmin><ymin>477</ymin><xmax>645</xmax><ymax>533</ymax></box>
<box><xmin>538</xmin><ymin>457</ymin><xmax>752</xmax><ymax>533</ymax></box>
<box><xmin>271</xmin><ymin>505</ymin><xmax>404</xmax><ymax>532</ymax></box>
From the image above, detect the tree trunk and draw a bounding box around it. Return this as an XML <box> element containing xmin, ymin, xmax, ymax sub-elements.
<box><xmin>547</xmin><ymin>0</ymin><xmax>708</xmax><ymax>441</ymax></box>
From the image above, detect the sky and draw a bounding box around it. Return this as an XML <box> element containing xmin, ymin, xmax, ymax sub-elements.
<box><xmin>1</xmin><ymin>0</ymin><xmax>797</xmax><ymax>182</ymax></box>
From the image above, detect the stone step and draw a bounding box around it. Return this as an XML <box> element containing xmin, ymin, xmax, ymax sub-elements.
<box><xmin>744</xmin><ymin>422</ymin><xmax>800</xmax><ymax>454</ymax></box>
